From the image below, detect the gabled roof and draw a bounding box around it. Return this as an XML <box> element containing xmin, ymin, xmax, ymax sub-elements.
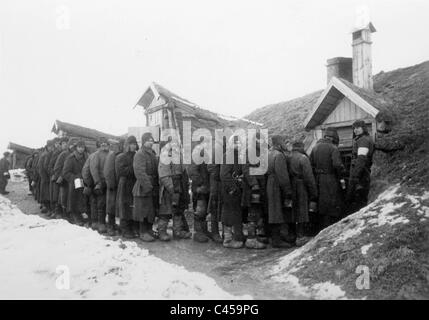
<box><xmin>134</xmin><ymin>82</ymin><xmax>262</xmax><ymax>128</ymax></box>
<box><xmin>351</xmin><ymin>22</ymin><xmax>376</xmax><ymax>34</ymax></box>
<box><xmin>304</xmin><ymin>77</ymin><xmax>390</xmax><ymax>130</ymax></box>
<box><xmin>7</xmin><ymin>142</ymin><xmax>34</xmax><ymax>155</ymax></box>
<box><xmin>52</xmin><ymin>120</ymin><xmax>122</xmax><ymax>142</ymax></box>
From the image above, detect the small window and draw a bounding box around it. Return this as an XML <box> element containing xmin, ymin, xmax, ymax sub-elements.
<box><xmin>353</xmin><ymin>30</ymin><xmax>362</xmax><ymax>40</ymax></box>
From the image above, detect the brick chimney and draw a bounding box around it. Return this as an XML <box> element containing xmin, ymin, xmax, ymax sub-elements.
<box><xmin>352</xmin><ymin>22</ymin><xmax>376</xmax><ymax>90</ymax></box>
<box><xmin>326</xmin><ymin>57</ymin><xmax>353</xmax><ymax>84</ymax></box>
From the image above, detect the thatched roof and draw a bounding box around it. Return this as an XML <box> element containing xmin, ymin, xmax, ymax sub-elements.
<box><xmin>52</xmin><ymin>120</ymin><xmax>122</xmax><ymax>143</ymax></box>
<box><xmin>7</xmin><ymin>142</ymin><xmax>34</xmax><ymax>155</ymax></box>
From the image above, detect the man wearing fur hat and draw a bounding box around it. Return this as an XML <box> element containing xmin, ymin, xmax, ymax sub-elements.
<box><xmin>346</xmin><ymin>120</ymin><xmax>375</xmax><ymax>214</ymax></box>
<box><xmin>90</xmin><ymin>137</ymin><xmax>110</xmax><ymax>233</ymax></box>
<box><xmin>0</xmin><ymin>151</ymin><xmax>11</xmax><ymax>195</ymax></box>
<box><xmin>310</xmin><ymin>127</ymin><xmax>346</xmax><ymax>230</ymax></box>
<box><xmin>103</xmin><ymin>138</ymin><xmax>125</xmax><ymax>236</ymax></box>
<box><xmin>132</xmin><ymin>133</ymin><xmax>160</xmax><ymax>240</ymax></box>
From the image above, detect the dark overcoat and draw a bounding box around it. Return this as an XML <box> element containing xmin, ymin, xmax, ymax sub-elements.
<box><xmin>132</xmin><ymin>147</ymin><xmax>159</xmax><ymax>222</ymax></box>
<box><xmin>266</xmin><ymin>148</ymin><xmax>292</xmax><ymax>224</ymax></box>
<box><xmin>207</xmin><ymin>164</ymin><xmax>221</xmax><ymax>219</ymax></box>
<box><xmin>116</xmin><ymin>151</ymin><xmax>136</xmax><ymax>220</ymax></box>
<box><xmin>220</xmin><ymin>150</ymin><xmax>245</xmax><ymax>226</ymax></box>
<box><xmin>63</xmin><ymin>151</ymin><xmax>87</xmax><ymax>214</ymax></box>
<box><xmin>37</xmin><ymin>150</ymin><xmax>52</xmax><ymax>203</ymax></box>
<box><xmin>54</xmin><ymin>150</ymin><xmax>70</xmax><ymax>208</ymax></box>
<box><xmin>48</xmin><ymin>149</ymin><xmax>62</xmax><ymax>204</ymax></box>
<box><xmin>310</xmin><ymin>138</ymin><xmax>345</xmax><ymax>218</ymax></box>
<box><xmin>287</xmin><ymin>150</ymin><xmax>317</xmax><ymax>223</ymax></box>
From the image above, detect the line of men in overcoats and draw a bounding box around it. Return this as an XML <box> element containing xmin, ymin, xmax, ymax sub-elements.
<box><xmin>23</xmin><ymin>120</ymin><xmax>374</xmax><ymax>249</ymax></box>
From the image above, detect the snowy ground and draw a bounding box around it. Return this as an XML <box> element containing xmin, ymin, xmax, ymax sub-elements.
<box><xmin>0</xmin><ymin>195</ymin><xmax>251</xmax><ymax>300</ymax></box>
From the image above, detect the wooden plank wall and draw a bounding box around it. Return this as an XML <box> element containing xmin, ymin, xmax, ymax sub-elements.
<box><xmin>324</xmin><ymin>97</ymin><xmax>371</xmax><ymax>125</ymax></box>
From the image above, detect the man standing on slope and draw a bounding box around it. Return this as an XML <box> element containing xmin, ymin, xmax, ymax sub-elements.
<box><xmin>347</xmin><ymin>120</ymin><xmax>375</xmax><ymax>215</ymax></box>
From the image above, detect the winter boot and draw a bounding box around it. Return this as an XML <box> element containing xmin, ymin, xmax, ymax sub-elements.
<box><xmin>91</xmin><ymin>221</ymin><xmax>99</xmax><ymax>231</ymax></box>
<box><xmin>245</xmin><ymin>222</ymin><xmax>266</xmax><ymax>249</ymax></box>
<box><xmin>41</xmin><ymin>206</ymin><xmax>48</xmax><ymax>214</ymax></box>
<box><xmin>139</xmin><ymin>221</ymin><xmax>155</xmax><ymax>242</ymax></box>
<box><xmin>223</xmin><ymin>226</ymin><xmax>243</xmax><ymax>249</ymax></box>
<box><xmin>72</xmin><ymin>213</ymin><xmax>84</xmax><ymax>226</ymax></box>
<box><xmin>173</xmin><ymin>215</ymin><xmax>192</xmax><ymax>240</ymax></box>
<box><xmin>53</xmin><ymin>205</ymin><xmax>63</xmax><ymax>219</ymax></box>
<box><xmin>146</xmin><ymin>222</ymin><xmax>158</xmax><ymax>239</ymax></box>
<box><xmin>271</xmin><ymin>224</ymin><xmax>294</xmax><ymax>249</ymax></box>
<box><xmin>233</xmin><ymin>223</ymin><xmax>246</xmax><ymax>242</ymax></box>
<box><xmin>296</xmin><ymin>223</ymin><xmax>312</xmax><ymax>247</ymax></box>
<box><xmin>207</xmin><ymin>216</ymin><xmax>223</xmax><ymax>243</ymax></box>
<box><xmin>98</xmin><ymin>223</ymin><xmax>107</xmax><ymax>234</ymax></box>
<box><xmin>256</xmin><ymin>221</ymin><xmax>269</xmax><ymax>244</ymax></box>
<box><xmin>131</xmin><ymin>221</ymin><xmax>139</xmax><ymax>238</ymax></box>
<box><xmin>193</xmin><ymin>216</ymin><xmax>209</xmax><ymax>243</ymax></box>
<box><xmin>281</xmin><ymin>223</ymin><xmax>297</xmax><ymax>244</ymax></box>
<box><xmin>158</xmin><ymin>217</ymin><xmax>171</xmax><ymax>241</ymax></box>
<box><xmin>181</xmin><ymin>213</ymin><xmax>190</xmax><ymax>233</ymax></box>
<box><xmin>120</xmin><ymin>219</ymin><xmax>135</xmax><ymax>239</ymax></box>
<box><xmin>106</xmin><ymin>214</ymin><xmax>117</xmax><ymax>236</ymax></box>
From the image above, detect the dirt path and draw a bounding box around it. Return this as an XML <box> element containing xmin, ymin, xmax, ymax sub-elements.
<box><xmin>4</xmin><ymin>181</ymin><xmax>304</xmax><ymax>299</ymax></box>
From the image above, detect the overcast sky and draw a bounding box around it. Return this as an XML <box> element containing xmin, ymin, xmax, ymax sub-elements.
<box><xmin>1</xmin><ymin>0</ymin><xmax>428</xmax><ymax>152</ymax></box>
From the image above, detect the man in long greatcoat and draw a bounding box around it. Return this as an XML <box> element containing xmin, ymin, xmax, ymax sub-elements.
<box><xmin>103</xmin><ymin>138</ymin><xmax>125</xmax><ymax>236</ymax></box>
<box><xmin>47</xmin><ymin>138</ymin><xmax>63</xmax><ymax>218</ymax></box>
<box><xmin>54</xmin><ymin>138</ymin><xmax>78</xmax><ymax>220</ymax></box>
<box><xmin>63</xmin><ymin>140</ymin><xmax>87</xmax><ymax>226</ymax></box>
<box><xmin>132</xmin><ymin>133</ymin><xmax>159</xmax><ymax>240</ymax></box>
<box><xmin>115</xmin><ymin>136</ymin><xmax>138</xmax><ymax>239</ymax></box>
<box><xmin>49</xmin><ymin>138</ymin><xmax>69</xmax><ymax>219</ymax></box>
<box><xmin>38</xmin><ymin>140</ymin><xmax>55</xmax><ymax>214</ymax></box>
<box><xmin>89</xmin><ymin>137</ymin><xmax>110</xmax><ymax>233</ymax></box>
<box><xmin>288</xmin><ymin>141</ymin><xmax>318</xmax><ymax>246</ymax></box>
<box><xmin>266</xmin><ymin>135</ymin><xmax>293</xmax><ymax>248</ymax></box>
<box><xmin>310</xmin><ymin>127</ymin><xmax>346</xmax><ymax>231</ymax></box>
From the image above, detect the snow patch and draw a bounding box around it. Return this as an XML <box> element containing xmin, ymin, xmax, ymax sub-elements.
<box><xmin>311</xmin><ymin>282</ymin><xmax>346</xmax><ymax>300</ymax></box>
<box><xmin>0</xmin><ymin>195</ymin><xmax>250</xmax><ymax>300</ymax></box>
<box><xmin>360</xmin><ymin>244</ymin><xmax>373</xmax><ymax>255</ymax></box>
<box><xmin>8</xmin><ymin>169</ymin><xmax>26</xmax><ymax>183</ymax></box>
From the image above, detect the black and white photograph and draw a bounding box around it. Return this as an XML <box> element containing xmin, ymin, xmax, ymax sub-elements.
<box><xmin>0</xmin><ymin>0</ymin><xmax>428</xmax><ymax>303</ymax></box>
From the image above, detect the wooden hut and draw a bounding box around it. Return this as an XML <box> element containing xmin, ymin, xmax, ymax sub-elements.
<box><xmin>7</xmin><ymin>142</ymin><xmax>34</xmax><ymax>169</ymax></box>
<box><xmin>133</xmin><ymin>82</ymin><xmax>262</xmax><ymax>154</ymax></box>
<box><xmin>51</xmin><ymin>120</ymin><xmax>123</xmax><ymax>153</ymax></box>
